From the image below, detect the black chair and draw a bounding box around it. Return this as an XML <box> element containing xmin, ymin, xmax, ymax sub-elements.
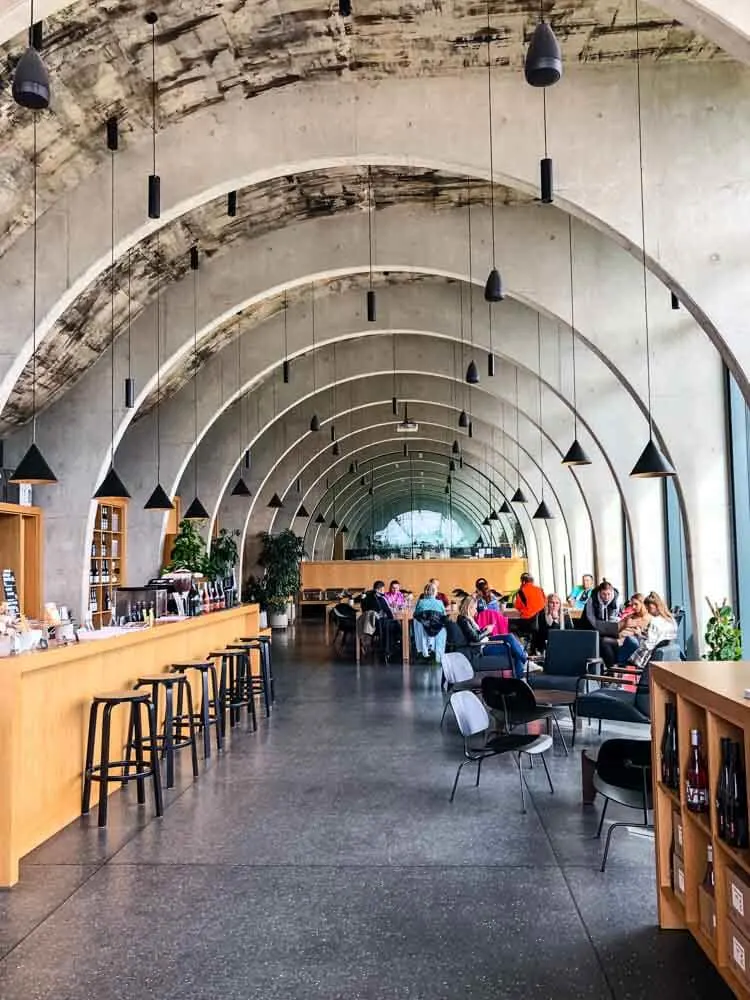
<box><xmin>573</xmin><ymin>642</ymin><xmax>683</xmax><ymax>746</ymax></box>
<box><xmin>170</xmin><ymin>661</ymin><xmax>223</xmax><ymax>758</ymax></box>
<box><xmin>481</xmin><ymin>675</ymin><xmax>570</xmax><ymax>754</ymax></box>
<box><xmin>528</xmin><ymin>629</ymin><xmax>601</xmax><ymax>694</ymax></box>
<box><xmin>238</xmin><ymin>635</ymin><xmax>276</xmax><ymax>705</ymax></box>
<box><xmin>329</xmin><ymin>604</ymin><xmax>357</xmax><ymax>653</ymax></box>
<box><xmin>226</xmin><ymin>642</ymin><xmax>271</xmax><ymax>718</ymax></box>
<box><xmin>208</xmin><ymin>648</ymin><xmax>258</xmax><ymax>732</ymax></box>
<box><xmin>593</xmin><ymin>738</ymin><xmax>653</xmax><ymax>871</ymax></box>
<box><xmin>130</xmin><ymin>674</ymin><xmax>200</xmax><ymax>789</ymax></box>
<box><xmin>82</xmin><ymin>690</ymin><xmax>163</xmax><ymax>827</ymax></box>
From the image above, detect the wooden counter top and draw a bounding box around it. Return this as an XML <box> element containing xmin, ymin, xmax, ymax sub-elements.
<box><xmin>651</xmin><ymin>659</ymin><xmax>750</xmax><ymax>727</ymax></box>
<box><xmin>0</xmin><ymin>604</ymin><xmax>260</xmax><ymax>887</ymax></box>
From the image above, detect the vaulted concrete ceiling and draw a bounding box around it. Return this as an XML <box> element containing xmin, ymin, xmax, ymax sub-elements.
<box><xmin>1</xmin><ymin>166</ymin><xmax>526</xmax><ymax>429</ymax></box>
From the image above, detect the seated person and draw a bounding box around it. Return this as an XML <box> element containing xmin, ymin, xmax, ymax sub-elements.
<box><xmin>428</xmin><ymin>578</ymin><xmax>450</xmax><ymax>609</ymax></box>
<box><xmin>618</xmin><ymin>591</ymin><xmax>677</xmax><ymax>665</ymax></box>
<box><xmin>600</xmin><ymin>592</ymin><xmax>651</xmax><ymax>670</ymax></box>
<box><xmin>384</xmin><ymin>579</ymin><xmax>406</xmax><ymax>610</ymax></box>
<box><xmin>475</xmin><ymin>578</ymin><xmax>500</xmax><ymax>612</ymax></box>
<box><xmin>413</xmin><ymin>582</ymin><xmax>449</xmax><ymax>660</ymax></box>
<box><xmin>567</xmin><ymin>573</ymin><xmax>594</xmax><ymax>610</ymax></box>
<box><xmin>531</xmin><ymin>592</ymin><xmax>573</xmax><ymax>654</ymax></box>
<box><xmin>513</xmin><ymin>573</ymin><xmax>547</xmax><ymax>636</ymax></box>
<box><xmin>362</xmin><ymin>580</ymin><xmax>402</xmax><ymax>655</ymax></box>
<box><xmin>456</xmin><ymin>595</ymin><xmax>527</xmax><ymax>679</ymax></box>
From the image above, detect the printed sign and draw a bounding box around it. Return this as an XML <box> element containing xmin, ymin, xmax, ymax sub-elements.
<box><xmin>732</xmin><ymin>882</ymin><xmax>745</xmax><ymax>918</ymax></box>
<box><xmin>2</xmin><ymin>568</ymin><xmax>20</xmax><ymax>619</ymax></box>
<box><xmin>734</xmin><ymin>936</ymin><xmax>746</xmax><ymax>972</ymax></box>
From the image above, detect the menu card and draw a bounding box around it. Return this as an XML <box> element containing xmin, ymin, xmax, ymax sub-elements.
<box><xmin>2</xmin><ymin>568</ymin><xmax>20</xmax><ymax>619</ymax></box>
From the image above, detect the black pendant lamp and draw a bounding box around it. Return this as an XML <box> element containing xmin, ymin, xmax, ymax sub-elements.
<box><xmin>315</xmin><ymin>512</ymin><xmax>326</xmax><ymax>525</ymax></box>
<box><xmin>360</xmin><ymin>475</ymin><xmax>366</xmax><ymax>486</ymax></box>
<box><xmin>466</xmin><ymin>360</ymin><xmax>479</xmax><ymax>385</ymax></box>
<box><xmin>452</xmin><ymin>439</ymin><xmax>460</xmax><ymax>455</ymax></box>
<box><xmin>11</xmin><ymin>116</ymin><xmax>56</xmax><ymax>486</ymax></box>
<box><xmin>459</xmin><ymin>409</ymin><xmax>468</xmax><ymax>429</ymax></box>
<box><xmin>231</xmin><ymin>317</ymin><xmax>251</xmax><ymax>499</ymax></box>
<box><xmin>142</xmin><ymin>232</ymin><xmax>171</xmax><ymax>510</ymax></box>
<box><xmin>329</xmin><ymin>518</ymin><xmax>339</xmax><ymax>531</ymax></box>
<box><xmin>487</xmin><ymin>353</ymin><xmax>496</xmax><ymax>377</ymax></box>
<box><xmin>484</xmin><ymin>3</ymin><xmax>503</xmax><ymax>303</ymax></box>
<box><xmin>489</xmin><ymin>509</ymin><xmax>499</xmax><ymax>521</ymax></box>
<box><xmin>282</xmin><ymin>290</ymin><xmax>290</xmax><ymax>383</ymax></box>
<box><xmin>124</xmin><ymin>249</ymin><xmax>135</xmax><ymax>408</ymax></box>
<box><xmin>145</xmin><ymin>13</ymin><xmax>160</xmax><ymax>219</ymax></box>
<box><xmin>145</xmin><ymin>483</ymin><xmax>174</xmax><ymax>510</ymax></box>
<box><xmin>465</xmin><ymin>177</ymin><xmax>481</xmax><ymax>384</ymax></box>
<box><xmin>348</xmin><ymin>461</ymin><xmax>356</xmax><ymax>475</ymax></box>
<box><xmin>340</xmin><ymin>524</ymin><xmax>349</xmax><ymax>535</ymax></box>
<box><xmin>13</xmin><ymin>8</ymin><xmax>49</xmax><ymax>110</ymax></box>
<box><xmin>629</xmin><ymin>2</ymin><xmax>675</xmax><ymax>480</ymax></box>
<box><xmin>94</xmin><ymin>118</ymin><xmax>130</xmax><ymax>501</ymax></box>
<box><xmin>499</xmin><ymin>499</ymin><xmax>512</xmax><ymax>515</ymax></box>
<box><xmin>366</xmin><ymin>166</ymin><xmax>376</xmax><ymax>321</ymax></box>
<box><xmin>449</xmin><ymin>459</ymin><xmax>456</xmax><ymax>472</ymax></box>
<box><xmin>511</xmin><ymin>487</ymin><xmax>528</xmax><ymax>504</ymax></box>
<box><xmin>296</xmin><ymin>504</ymin><xmax>310</xmax><ymax>518</ymax></box>
<box><xmin>444</xmin><ymin>484</ymin><xmax>450</xmax><ymax>495</ymax></box>
<box><xmin>468</xmin><ymin>421</ymin><xmax>474</xmax><ymax>439</ymax></box>
<box><xmin>533</xmin><ymin>499</ymin><xmax>553</xmax><ymax>520</ymax></box>
<box><xmin>533</xmin><ymin>314</ymin><xmax>553</xmax><ymax>518</ymax></box>
<box><xmin>483</xmin><ymin>516</ymin><xmax>491</xmax><ymax>527</ymax></box>
<box><xmin>268</xmin><ymin>493</ymin><xmax>284</xmax><ymax>509</ymax></box>
<box><xmin>509</xmin><ymin>368</ymin><xmax>526</xmax><ymax>504</ymax></box>
<box><xmin>562</xmin><ymin>217</ymin><xmax>592</xmax><ymax>467</ymax></box>
<box><xmin>332</xmin><ymin>441</ymin><xmax>341</xmax><ymax>457</ymax></box>
<box><xmin>309</xmin><ymin>283</ymin><xmax>320</xmax><ymax>432</ymax></box>
<box><xmin>227</xmin><ymin>190</ymin><xmax>237</xmax><ymax>217</ymax></box>
<box><xmin>184</xmin><ymin>246</ymin><xmax>208</xmax><ymax>520</ymax></box>
<box><xmin>524</xmin><ymin>8</ymin><xmax>562</xmax><ymax>88</ymax></box>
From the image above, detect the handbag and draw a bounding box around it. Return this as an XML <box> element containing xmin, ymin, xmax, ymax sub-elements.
<box><xmin>628</xmin><ymin>640</ymin><xmax>651</xmax><ymax>670</ymax></box>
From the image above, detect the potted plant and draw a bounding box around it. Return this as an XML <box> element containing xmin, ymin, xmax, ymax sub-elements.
<box><xmin>244</xmin><ymin>575</ymin><xmax>269</xmax><ymax>629</ymax></box>
<box><xmin>166</xmin><ymin>519</ymin><xmax>207</xmax><ymax>575</ymax></box>
<box><xmin>258</xmin><ymin>530</ymin><xmax>305</xmax><ymax>629</ymax></box>
<box><xmin>704</xmin><ymin>598</ymin><xmax>742</xmax><ymax>661</ymax></box>
<box><xmin>207</xmin><ymin>528</ymin><xmax>241</xmax><ymax>604</ymax></box>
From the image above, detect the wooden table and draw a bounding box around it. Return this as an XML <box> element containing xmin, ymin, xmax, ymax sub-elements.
<box><xmin>355</xmin><ymin>609</ymin><xmax>413</xmax><ymax>665</ymax></box>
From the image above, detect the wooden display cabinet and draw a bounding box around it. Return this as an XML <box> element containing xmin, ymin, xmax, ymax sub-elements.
<box><xmin>88</xmin><ymin>500</ymin><xmax>126</xmax><ymax>628</ymax></box>
<box><xmin>652</xmin><ymin>661</ymin><xmax>750</xmax><ymax>997</ymax></box>
<box><xmin>0</xmin><ymin>502</ymin><xmax>42</xmax><ymax>619</ymax></box>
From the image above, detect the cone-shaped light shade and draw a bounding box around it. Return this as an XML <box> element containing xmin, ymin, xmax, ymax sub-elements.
<box><xmin>144</xmin><ymin>483</ymin><xmax>174</xmax><ymax>510</ymax></box>
<box><xmin>449</xmin><ymin>459</ymin><xmax>456</xmax><ymax>472</ymax></box>
<box><xmin>511</xmin><ymin>487</ymin><xmax>528</xmax><ymax>504</ymax></box>
<box><xmin>348</xmin><ymin>462</ymin><xmax>356</xmax><ymax>475</ymax></box>
<box><xmin>295</xmin><ymin>504</ymin><xmax>310</xmax><ymax>518</ymax></box>
<box><xmin>458</xmin><ymin>410</ymin><xmax>468</xmax><ymax>429</ymax></box>
<box><xmin>630</xmin><ymin>438</ymin><xmax>676</xmax><ymax>478</ymax></box>
<box><xmin>267</xmin><ymin>493</ymin><xmax>284</xmax><ymax>509</ymax></box>
<box><xmin>184</xmin><ymin>496</ymin><xmax>210</xmax><ymax>520</ymax></box>
<box><xmin>499</xmin><ymin>500</ymin><xmax>513</xmax><ymax>514</ymax></box>
<box><xmin>231</xmin><ymin>476</ymin><xmax>252</xmax><ymax>497</ymax></box>
<box><xmin>524</xmin><ymin>20</ymin><xmax>562</xmax><ymax>88</ymax></box>
<box><xmin>9</xmin><ymin>442</ymin><xmax>57</xmax><ymax>485</ymax></box>
<box><xmin>489</xmin><ymin>509</ymin><xmax>499</xmax><ymax>521</ymax></box>
<box><xmin>452</xmin><ymin>440</ymin><xmax>460</xmax><ymax>455</ymax></box>
<box><xmin>466</xmin><ymin>360</ymin><xmax>480</xmax><ymax>385</ymax></box>
<box><xmin>562</xmin><ymin>439</ymin><xmax>592</xmax><ymax>467</ymax></box>
<box><xmin>340</xmin><ymin>524</ymin><xmax>348</xmax><ymax>534</ymax></box>
<box><xmin>310</xmin><ymin>414</ymin><xmax>320</xmax><ymax>432</ymax></box>
<box><xmin>12</xmin><ymin>46</ymin><xmax>50</xmax><ymax>110</ymax></box>
<box><xmin>445</xmin><ymin>485</ymin><xmax>450</xmax><ymax>494</ymax></box>
<box><xmin>332</xmin><ymin>442</ymin><xmax>340</xmax><ymax>457</ymax></box>
<box><xmin>483</xmin><ymin>516</ymin><xmax>491</xmax><ymax>526</ymax></box>
<box><xmin>329</xmin><ymin>518</ymin><xmax>339</xmax><ymax>530</ymax></box>
<box><xmin>360</xmin><ymin>476</ymin><xmax>366</xmax><ymax>486</ymax></box>
<box><xmin>93</xmin><ymin>466</ymin><xmax>131</xmax><ymax>500</ymax></box>
<box><xmin>475</xmin><ymin>536</ymin><xmax>483</xmax><ymax>547</ymax></box>
<box><xmin>315</xmin><ymin>513</ymin><xmax>326</xmax><ymax>524</ymax></box>
<box><xmin>533</xmin><ymin>499</ymin><xmax>554</xmax><ymax>519</ymax></box>
<box><xmin>484</xmin><ymin>268</ymin><xmax>504</xmax><ymax>303</ymax></box>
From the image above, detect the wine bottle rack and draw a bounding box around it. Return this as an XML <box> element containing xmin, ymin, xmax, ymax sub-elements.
<box><xmin>87</xmin><ymin>500</ymin><xmax>126</xmax><ymax>628</ymax></box>
<box><xmin>652</xmin><ymin>661</ymin><xmax>750</xmax><ymax>997</ymax></box>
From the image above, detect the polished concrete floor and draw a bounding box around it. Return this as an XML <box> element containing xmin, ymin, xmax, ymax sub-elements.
<box><xmin>0</xmin><ymin>626</ymin><xmax>732</xmax><ymax>999</ymax></box>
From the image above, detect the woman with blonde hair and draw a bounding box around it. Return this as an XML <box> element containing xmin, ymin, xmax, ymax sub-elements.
<box><xmin>456</xmin><ymin>595</ymin><xmax>527</xmax><ymax>679</ymax></box>
<box><xmin>619</xmin><ymin>591</ymin><xmax>677</xmax><ymax>664</ymax></box>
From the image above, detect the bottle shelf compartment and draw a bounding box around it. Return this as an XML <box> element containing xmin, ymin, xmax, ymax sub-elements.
<box><xmin>657</xmin><ymin>781</ymin><xmax>681</xmax><ymax>809</ymax></box>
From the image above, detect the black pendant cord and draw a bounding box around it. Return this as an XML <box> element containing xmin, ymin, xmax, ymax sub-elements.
<box><xmin>150</xmin><ymin>19</ymin><xmax>157</xmax><ymax>180</ymax></box>
<box><xmin>31</xmin><ymin>112</ymin><xmax>38</xmax><ymax>442</ymax></box>
<box><xmin>568</xmin><ymin>215</ymin><xmax>578</xmax><ymax>440</ymax></box>
<box><xmin>109</xmin><ymin>134</ymin><xmax>116</xmax><ymax>470</ymax></box>
<box><xmin>155</xmin><ymin>233</ymin><xmax>161</xmax><ymax>479</ymax></box>
<box><xmin>634</xmin><ymin>0</ymin><xmax>653</xmax><ymax>441</ymax></box>
<box><xmin>485</xmin><ymin>0</ymin><xmax>496</xmax><ymax>267</ymax></box>
<box><xmin>236</xmin><ymin>317</ymin><xmax>242</xmax><ymax>465</ymax></box>
<box><xmin>515</xmin><ymin>366</ymin><xmax>521</xmax><ymax>489</ymax></box>
<box><xmin>542</xmin><ymin>87</ymin><xmax>549</xmax><ymax>160</ymax></box>
<box><xmin>283</xmin><ymin>289</ymin><xmax>288</xmax><ymax>377</ymax></box>
<box><xmin>193</xmin><ymin>254</ymin><xmax>199</xmax><ymax>498</ymax></box>
<box><xmin>467</xmin><ymin>173</ymin><xmax>473</xmax><ymax>368</ymax></box>
<box><xmin>127</xmin><ymin>250</ymin><xmax>132</xmax><ymax>384</ymax></box>
<box><xmin>391</xmin><ymin>331</ymin><xmax>396</xmax><ymax>407</ymax></box>
<box><xmin>459</xmin><ymin>280</ymin><xmax>465</xmax><ymax>410</ymax></box>
<box><xmin>537</xmin><ymin>313</ymin><xmax>544</xmax><ymax>499</ymax></box>
<box><xmin>311</xmin><ymin>283</ymin><xmax>316</xmax><ymax>393</ymax></box>
<box><xmin>367</xmin><ymin>165</ymin><xmax>373</xmax><ymax>291</ymax></box>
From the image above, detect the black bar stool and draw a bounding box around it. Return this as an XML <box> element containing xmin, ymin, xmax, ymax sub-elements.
<box><xmin>131</xmin><ymin>674</ymin><xmax>200</xmax><ymax>788</ymax></box>
<box><xmin>82</xmin><ymin>691</ymin><xmax>163</xmax><ymax>827</ymax></box>
<box><xmin>208</xmin><ymin>649</ymin><xmax>257</xmax><ymax>734</ymax></box>
<box><xmin>170</xmin><ymin>661</ymin><xmax>223</xmax><ymax>758</ymax></box>
<box><xmin>227</xmin><ymin>641</ymin><xmax>270</xmax><ymax>719</ymax></box>
<box><xmin>238</xmin><ymin>635</ymin><xmax>275</xmax><ymax>703</ymax></box>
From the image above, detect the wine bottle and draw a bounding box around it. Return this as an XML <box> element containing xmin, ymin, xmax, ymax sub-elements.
<box><xmin>661</xmin><ymin>704</ymin><xmax>674</xmax><ymax>786</ymax></box>
<box><xmin>669</xmin><ymin>708</ymin><xmax>679</xmax><ymax>790</ymax></box>
<box><xmin>728</xmin><ymin>741</ymin><xmax>749</xmax><ymax>849</ymax></box>
<box><xmin>686</xmin><ymin>729</ymin><xmax>709</xmax><ymax>813</ymax></box>
<box><xmin>702</xmin><ymin>844</ymin><xmax>715</xmax><ymax>892</ymax></box>
<box><xmin>718</xmin><ymin>737</ymin><xmax>731</xmax><ymax>841</ymax></box>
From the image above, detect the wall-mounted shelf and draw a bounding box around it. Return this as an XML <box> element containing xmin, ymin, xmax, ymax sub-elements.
<box><xmin>0</xmin><ymin>502</ymin><xmax>42</xmax><ymax>619</ymax></box>
<box><xmin>88</xmin><ymin>500</ymin><xmax>126</xmax><ymax>627</ymax></box>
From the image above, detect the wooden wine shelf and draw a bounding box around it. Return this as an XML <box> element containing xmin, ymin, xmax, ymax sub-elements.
<box><xmin>652</xmin><ymin>661</ymin><xmax>750</xmax><ymax>998</ymax></box>
<box><xmin>87</xmin><ymin>499</ymin><xmax>127</xmax><ymax>628</ymax></box>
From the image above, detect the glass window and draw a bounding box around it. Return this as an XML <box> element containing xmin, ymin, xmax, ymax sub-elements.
<box><xmin>727</xmin><ymin>370</ymin><xmax>750</xmax><ymax>657</ymax></box>
<box><xmin>662</xmin><ymin>478</ymin><xmax>695</xmax><ymax>657</ymax></box>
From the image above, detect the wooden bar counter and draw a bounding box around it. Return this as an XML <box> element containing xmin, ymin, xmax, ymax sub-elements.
<box><xmin>651</xmin><ymin>660</ymin><xmax>750</xmax><ymax>997</ymax></box>
<box><xmin>301</xmin><ymin>558</ymin><xmax>527</xmax><ymax>598</ymax></box>
<box><xmin>0</xmin><ymin>604</ymin><xmax>259</xmax><ymax>887</ymax></box>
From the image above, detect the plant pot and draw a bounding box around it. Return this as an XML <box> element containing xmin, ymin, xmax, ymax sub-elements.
<box><xmin>287</xmin><ymin>600</ymin><xmax>296</xmax><ymax>622</ymax></box>
<box><xmin>269</xmin><ymin>612</ymin><xmax>288</xmax><ymax>630</ymax></box>
<box><xmin>259</xmin><ymin>611</ymin><xmax>268</xmax><ymax>630</ymax></box>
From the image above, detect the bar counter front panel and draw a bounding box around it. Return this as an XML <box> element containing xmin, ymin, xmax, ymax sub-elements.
<box><xmin>0</xmin><ymin>604</ymin><xmax>259</xmax><ymax>887</ymax></box>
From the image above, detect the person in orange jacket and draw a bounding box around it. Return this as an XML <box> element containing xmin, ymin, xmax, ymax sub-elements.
<box><xmin>514</xmin><ymin>573</ymin><xmax>547</xmax><ymax>621</ymax></box>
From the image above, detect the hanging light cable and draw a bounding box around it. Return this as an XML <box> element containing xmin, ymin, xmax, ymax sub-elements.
<box><xmin>630</xmin><ymin>0</ymin><xmax>675</xmax><ymax>479</ymax></box>
<box><xmin>94</xmin><ymin>116</ymin><xmax>130</xmax><ymax>501</ymax></box>
<box><xmin>145</xmin><ymin>12</ymin><xmax>161</xmax><ymax>218</ymax></box>
<box><xmin>11</xmin><ymin>113</ymin><xmax>56</xmax><ymax>485</ymax></box>
<box><xmin>487</xmin><ymin>302</ymin><xmax>496</xmax><ymax>376</ymax></box>
<box><xmin>458</xmin><ymin>282</ymin><xmax>468</xmax><ymax>427</ymax></box>
<box><xmin>484</xmin><ymin>1</ymin><xmax>503</xmax><ymax>303</ymax></box>
<box><xmin>525</xmin><ymin>1</ymin><xmax>562</xmax><ymax>200</ymax></box>
<box><xmin>366</xmin><ymin>165</ymin><xmax>376</xmax><ymax>322</ymax></box>
<box><xmin>184</xmin><ymin>247</ymin><xmax>209</xmax><ymax>520</ymax></box>
<box><xmin>231</xmin><ymin>317</ymin><xmax>251</xmax><ymax>497</ymax></box>
<box><xmin>533</xmin><ymin>315</ymin><xmax>552</xmax><ymax>519</ymax></box>
<box><xmin>282</xmin><ymin>289</ymin><xmax>290</xmax><ymax>383</ymax></box>
<box><xmin>510</xmin><ymin>367</ymin><xmax>527</xmax><ymax>504</ymax></box>
<box><xmin>12</xmin><ymin>0</ymin><xmax>50</xmax><ymax>110</ymax></box>
<box><xmin>391</xmin><ymin>333</ymin><xmax>398</xmax><ymax>415</ymax></box>
<box><xmin>124</xmin><ymin>249</ymin><xmax>135</xmax><ymax>407</ymax></box>
<box><xmin>143</xmin><ymin>230</ymin><xmax>172</xmax><ymax>510</ymax></box>
<box><xmin>562</xmin><ymin>216</ymin><xmax>592</xmax><ymax>466</ymax></box>
<box><xmin>466</xmin><ymin>177</ymin><xmax>480</xmax><ymax>385</ymax></box>
<box><xmin>309</xmin><ymin>282</ymin><xmax>320</xmax><ymax>432</ymax></box>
